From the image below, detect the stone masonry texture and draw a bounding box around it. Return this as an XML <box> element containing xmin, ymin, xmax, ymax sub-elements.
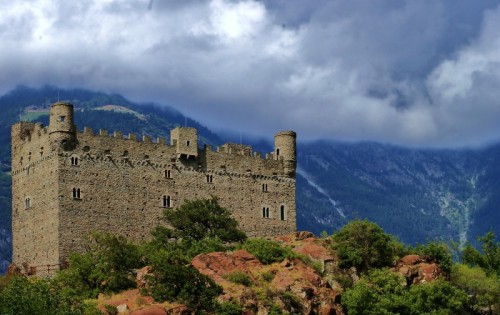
<box><xmin>11</xmin><ymin>102</ymin><xmax>296</xmax><ymax>274</ymax></box>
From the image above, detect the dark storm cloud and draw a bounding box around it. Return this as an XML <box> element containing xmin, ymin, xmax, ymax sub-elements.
<box><xmin>1</xmin><ymin>0</ymin><xmax>499</xmax><ymax>147</ymax></box>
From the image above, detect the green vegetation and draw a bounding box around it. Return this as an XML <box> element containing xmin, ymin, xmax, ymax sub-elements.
<box><xmin>1</xmin><ymin>197</ymin><xmax>499</xmax><ymax>314</ymax></box>
<box><xmin>330</xmin><ymin>219</ymin><xmax>403</xmax><ymax>273</ymax></box>
<box><xmin>241</xmin><ymin>238</ymin><xmax>298</xmax><ymax>265</ymax></box>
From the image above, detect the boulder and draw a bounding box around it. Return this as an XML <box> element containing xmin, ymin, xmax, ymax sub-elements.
<box><xmin>394</xmin><ymin>255</ymin><xmax>442</xmax><ymax>284</ymax></box>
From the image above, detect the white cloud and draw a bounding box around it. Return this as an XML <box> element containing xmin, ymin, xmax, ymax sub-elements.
<box><xmin>1</xmin><ymin>0</ymin><xmax>500</xmax><ymax>147</ymax></box>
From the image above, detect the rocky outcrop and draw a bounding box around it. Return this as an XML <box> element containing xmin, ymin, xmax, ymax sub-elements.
<box><xmin>393</xmin><ymin>255</ymin><xmax>442</xmax><ymax>284</ymax></box>
<box><xmin>192</xmin><ymin>248</ymin><xmax>344</xmax><ymax>314</ymax></box>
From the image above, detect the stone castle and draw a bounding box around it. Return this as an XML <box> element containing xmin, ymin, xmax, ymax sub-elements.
<box><xmin>11</xmin><ymin>102</ymin><xmax>296</xmax><ymax>273</ymax></box>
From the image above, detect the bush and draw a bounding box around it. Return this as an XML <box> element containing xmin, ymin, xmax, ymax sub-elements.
<box><xmin>241</xmin><ymin>238</ymin><xmax>297</xmax><ymax>265</ymax></box>
<box><xmin>56</xmin><ymin>232</ymin><xmax>141</xmax><ymax>298</ymax></box>
<box><xmin>216</xmin><ymin>300</ymin><xmax>244</xmax><ymax>314</ymax></box>
<box><xmin>142</xmin><ymin>249</ymin><xmax>222</xmax><ymax>312</ymax></box>
<box><xmin>0</xmin><ymin>276</ymin><xmax>89</xmax><ymax>315</ymax></box>
<box><xmin>224</xmin><ymin>272</ymin><xmax>252</xmax><ymax>286</ymax></box>
<box><xmin>331</xmin><ymin>219</ymin><xmax>402</xmax><ymax>273</ymax></box>
<box><xmin>344</xmin><ymin>269</ymin><xmax>468</xmax><ymax>315</ymax></box>
<box><xmin>451</xmin><ymin>264</ymin><xmax>500</xmax><ymax>313</ymax></box>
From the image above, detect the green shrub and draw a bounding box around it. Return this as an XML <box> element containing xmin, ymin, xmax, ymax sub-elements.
<box><xmin>103</xmin><ymin>304</ymin><xmax>118</xmax><ymax>315</ymax></box>
<box><xmin>142</xmin><ymin>249</ymin><xmax>222</xmax><ymax>312</ymax></box>
<box><xmin>242</xmin><ymin>238</ymin><xmax>297</xmax><ymax>264</ymax></box>
<box><xmin>331</xmin><ymin>219</ymin><xmax>402</xmax><ymax>273</ymax></box>
<box><xmin>224</xmin><ymin>272</ymin><xmax>252</xmax><ymax>286</ymax></box>
<box><xmin>55</xmin><ymin>232</ymin><xmax>141</xmax><ymax>298</ymax></box>
<box><xmin>216</xmin><ymin>300</ymin><xmax>244</xmax><ymax>314</ymax></box>
<box><xmin>261</xmin><ymin>271</ymin><xmax>275</xmax><ymax>282</ymax></box>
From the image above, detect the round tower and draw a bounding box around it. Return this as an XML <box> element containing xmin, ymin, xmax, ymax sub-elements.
<box><xmin>48</xmin><ymin>102</ymin><xmax>76</xmax><ymax>148</ymax></box>
<box><xmin>274</xmin><ymin>130</ymin><xmax>296</xmax><ymax>178</ymax></box>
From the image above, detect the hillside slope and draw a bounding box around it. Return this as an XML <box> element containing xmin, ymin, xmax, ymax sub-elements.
<box><xmin>297</xmin><ymin>141</ymin><xmax>500</xmax><ymax>245</ymax></box>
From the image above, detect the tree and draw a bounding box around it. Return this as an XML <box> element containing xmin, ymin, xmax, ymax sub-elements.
<box><xmin>344</xmin><ymin>269</ymin><xmax>468</xmax><ymax>315</ymax></box>
<box><xmin>56</xmin><ymin>232</ymin><xmax>141</xmax><ymax>298</ymax></box>
<box><xmin>462</xmin><ymin>231</ymin><xmax>500</xmax><ymax>276</ymax></box>
<box><xmin>451</xmin><ymin>264</ymin><xmax>500</xmax><ymax>314</ymax></box>
<box><xmin>331</xmin><ymin>219</ymin><xmax>402</xmax><ymax>273</ymax></box>
<box><xmin>161</xmin><ymin>197</ymin><xmax>247</xmax><ymax>243</ymax></box>
<box><xmin>142</xmin><ymin>249</ymin><xmax>222</xmax><ymax>312</ymax></box>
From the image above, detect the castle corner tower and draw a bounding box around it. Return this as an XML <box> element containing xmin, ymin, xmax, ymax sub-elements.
<box><xmin>274</xmin><ymin>131</ymin><xmax>297</xmax><ymax>178</ymax></box>
<box><xmin>48</xmin><ymin>102</ymin><xmax>76</xmax><ymax>149</ymax></box>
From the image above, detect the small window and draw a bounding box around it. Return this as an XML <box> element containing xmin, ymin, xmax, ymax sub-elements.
<box><xmin>280</xmin><ymin>205</ymin><xmax>286</xmax><ymax>221</ymax></box>
<box><xmin>206</xmin><ymin>175</ymin><xmax>213</xmax><ymax>183</ymax></box>
<box><xmin>262</xmin><ymin>183</ymin><xmax>268</xmax><ymax>192</ymax></box>
<box><xmin>72</xmin><ymin>188</ymin><xmax>81</xmax><ymax>199</ymax></box>
<box><xmin>25</xmin><ymin>197</ymin><xmax>32</xmax><ymax>209</ymax></box>
<box><xmin>186</xmin><ymin>140</ymin><xmax>191</xmax><ymax>147</ymax></box>
<box><xmin>163</xmin><ymin>195</ymin><xmax>172</xmax><ymax>208</ymax></box>
<box><xmin>262</xmin><ymin>207</ymin><xmax>270</xmax><ymax>218</ymax></box>
<box><xmin>59</xmin><ymin>116</ymin><xmax>66</xmax><ymax>122</ymax></box>
<box><xmin>165</xmin><ymin>170</ymin><xmax>172</xmax><ymax>179</ymax></box>
<box><xmin>276</xmin><ymin>149</ymin><xmax>280</xmax><ymax>156</ymax></box>
<box><xmin>71</xmin><ymin>156</ymin><xmax>79</xmax><ymax>166</ymax></box>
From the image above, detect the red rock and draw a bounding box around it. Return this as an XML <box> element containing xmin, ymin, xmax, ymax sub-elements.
<box><xmin>394</xmin><ymin>255</ymin><xmax>442</xmax><ymax>284</ymax></box>
<box><xmin>7</xmin><ymin>263</ymin><xmax>21</xmax><ymax>275</ymax></box>
<box><xmin>130</xmin><ymin>305</ymin><xmax>167</xmax><ymax>315</ymax></box>
<box><xmin>136</xmin><ymin>266</ymin><xmax>152</xmax><ymax>288</ymax></box>
<box><xmin>192</xmin><ymin>250</ymin><xmax>261</xmax><ymax>282</ymax></box>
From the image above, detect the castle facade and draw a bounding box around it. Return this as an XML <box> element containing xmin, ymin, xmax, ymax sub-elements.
<box><xmin>11</xmin><ymin>102</ymin><xmax>296</xmax><ymax>273</ymax></box>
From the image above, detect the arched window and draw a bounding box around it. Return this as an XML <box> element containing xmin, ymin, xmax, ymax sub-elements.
<box><xmin>206</xmin><ymin>175</ymin><xmax>213</xmax><ymax>183</ymax></box>
<box><xmin>262</xmin><ymin>183</ymin><xmax>268</xmax><ymax>192</ymax></box>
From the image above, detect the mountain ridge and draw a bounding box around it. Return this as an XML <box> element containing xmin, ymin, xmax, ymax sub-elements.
<box><xmin>1</xmin><ymin>86</ymin><xmax>499</xmax><ymax>273</ymax></box>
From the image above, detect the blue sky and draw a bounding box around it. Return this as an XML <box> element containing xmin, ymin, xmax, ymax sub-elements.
<box><xmin>1</xmin><ymin>0</ymin><xmax>500</xmax><ymax>147</ymax></box>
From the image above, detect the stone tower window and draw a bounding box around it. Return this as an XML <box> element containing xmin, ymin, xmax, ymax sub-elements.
<box><xmin>72</xmin><ymin>188</ymin><xmax>81</xmax><ymax>199</ymax></box>
<box><xmin>280</xmin><ymin>205</ymin><xmax>286</xmax><ymax>221</ymax></box>
<box><xmin>262</xmin><ymin>206</ymin><xmax>270</xmax><ymax>218</ymax></box>
<box><xmin>70</xmin><ymin>156</ymin><xmax>79</xmax><ymax>166</ymax></box>
<box><xmin>59</xmin><ymin>116</ymin><xmax>66</xmax><ymax>122</ymax></box>
<box><xmin>276</xmin><ymin>149</ymin><xmax>280</xmax><ymax>157</ymax></box>
<box><xmin>206</xmin><ymin>175</ymin><xmax>213</xmax><ymax>183</ymax></box>
<box><xmin>163</xmin><ymin>195</ymin><xmax>172</xmax><ymax>208</ymax></box>
<box><xmin>262</xmin><ymin>183</ymin><xmax>268</xmax><ymax>192</ymax></box>
<box><xmin>25</xmin><ymin>197</ymin><xmax>32</xmax><ymax>209</ymax></box>
<box><xmin>186</xmin><ymin>140</ymin><xmax>191</xmax><ymax>147</ymax></box>
<box><xmin>164</xmin><ymin>170</ymin><xmax>172</xmax><ymax>179</ymax></box>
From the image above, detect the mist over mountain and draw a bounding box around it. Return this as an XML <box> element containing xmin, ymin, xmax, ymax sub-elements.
<box><xmin>0</xmin><ymin>86</ymin><xmax>499</xmax><ymax>273</ymax></box>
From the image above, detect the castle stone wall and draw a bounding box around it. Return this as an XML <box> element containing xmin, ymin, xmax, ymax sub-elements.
<box><xmin>11</xmin><ymin>102</ymin><xmax>296</xmax><ymax>272</ymax></box>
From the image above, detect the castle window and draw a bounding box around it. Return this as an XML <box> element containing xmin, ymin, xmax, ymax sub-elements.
<box><xmin>276</xmin><ymin>149</ymin><xmax>280</xmax><ymax>157</ymax></box>
<box><xmin>59</xmin><ymin>116</ymin><xmax>66</xmax><ymax>122</ymax></box>
<box><xmin>262</xmin><ymin>183</ymin><xmax>268</xmax><ymax>192</ymax></box>
<box><xmin>72</xmin><ymin>188</ymin><xmax>81</xmax><ymax>199</ymax></box>
<box><xmin>163</xmin><ymin>195</ymin><xmax>172</xmax><ymax>208</ymax></box>
<box><xmin>70</xmin><ymin>156</ymin><xmax>79</xmax><ymax>166</ymax></box>
<box><xmin>206</xmin><ymin>174</ymin><xmax>213</xmax><ymax>183</ymax></box>
<box><xmin>25</xmin><ymin>197</ymin><xmax>32</xmax><ymax>209</ymax></box>
<box><xmin>186</xmin><ymin>140</ymin><xmax>191</xmax><ymax>146</ymax></box>
<box><xmin>262</xmin><ymin>207</ymin><xmax>270</xmax><ymax>218</ymax></box>
<box><xmin>280</xmin><ymin>205</ymin><xmax>286</xmax><ymax>221</ymax></box>
<box><xmin>164</xmin><ymin>170</ymin><xmax>172</xmax><ymax>179</ymax></box>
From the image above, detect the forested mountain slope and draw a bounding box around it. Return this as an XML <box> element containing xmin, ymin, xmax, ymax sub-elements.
<box><xmin>1</xmin><ymin>86</ymin><xmax>499</xmax><ymax>273</ymax></box>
